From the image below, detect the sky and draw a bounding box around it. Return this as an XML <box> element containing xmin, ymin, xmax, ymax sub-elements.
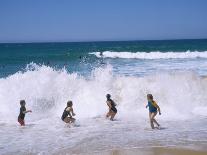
<box><xmin>0</xmin><ymin>0</ymin><xmax>207</xmax><ymax>43</ymax></box>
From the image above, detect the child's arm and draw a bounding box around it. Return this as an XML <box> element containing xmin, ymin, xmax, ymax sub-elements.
<box><xmin>70</xmin><ymin>107</ymin><xmax>76</xmax><ymax>116</ymax></box>
<box><xmin>113</xmin><ymin>100</ymin><xmax>117</xmax><ymax>106</ymax></box>
<box><xmin>23</xmin><ymin>110</ymin><xmax>32</xmax><ymax>114</ymax></box>
<box><xmin>107</xmin><ymin>101</ymin><xmax>112</xmax><ymax>109</ymax></box>
<box><xmin>152</xmin><ymin>101</ymin><xmax>161</xmax><ymax>115</ymax></box>
<box><xmin>157</xmin><ymin>105</ymin><xmax>161</xmax><ymax>115</ymax></box>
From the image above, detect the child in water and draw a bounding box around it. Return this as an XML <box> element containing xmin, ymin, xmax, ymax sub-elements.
<box><xmin>106</xmin><ymin>94</ymin><xmax>117</xmax><ymax>121</ymax></box>
<box><xmin>61</xmin><ymin>101</ymin><xmax>76</xmax><ymax>124</ymax></box>
<box><xmin>18</xmin><ymin>100</ymin><xmax>32</xmax><ymax>126</ymax></box>
<box><xmin>146</xmin><ymin>94</ymin><xmax>161</xmax><ymax>129</ymax></box>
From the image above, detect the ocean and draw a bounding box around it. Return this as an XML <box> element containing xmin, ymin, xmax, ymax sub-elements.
<box><xmin>0</xmin><ymin>39</ymin><xmax>207</xmax><ymax>154</ymax></box>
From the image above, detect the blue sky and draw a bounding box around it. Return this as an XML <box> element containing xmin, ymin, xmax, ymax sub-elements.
<box><xmin>0</xmin><ymin>0</ymin><xmax>207</xmax><ymax>42</ymax></box>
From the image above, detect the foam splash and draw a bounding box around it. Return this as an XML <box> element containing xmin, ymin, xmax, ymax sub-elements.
<box><xmin>0</xmin><ymin>63</ymin><xmax>207</xmax><ymax>123</ymax></box>
<box><xmin>90</xmin><ymin>51</ymin><xmax>207</xmax><ymax>59</ymax></box>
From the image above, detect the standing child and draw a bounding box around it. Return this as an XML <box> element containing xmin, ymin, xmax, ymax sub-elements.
<box><xmin>61</xmin><ymin>101</ymin><xmax>76</xmax><ymax>124</ymax></box>
<box><xmin>146</xmin><ymin>94</ymin><xmax>161</xmax><ymax>129</ymax></box>
<box><xmin>106</xmin><ymin>94</ymin><xmax>117</xmax><ymax>121</ymax></box>
<box><xmin>18</xmin><ymin>100</ymin><xmax>32</xmax><ymax>126</ymax></box>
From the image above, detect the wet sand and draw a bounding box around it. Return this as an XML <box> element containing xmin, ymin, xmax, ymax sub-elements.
<box><xmin>57</xmin><ymin>147</ymin><xmax>207</xmax><ymax>155</ymax></box>
<box><xmin>12</xmin><ymin>147</ymin><xmax>207</xmax><ymax>155</ymax></box>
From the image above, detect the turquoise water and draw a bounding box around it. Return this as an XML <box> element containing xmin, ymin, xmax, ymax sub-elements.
<box><xmin>0</xmin><ymin>39</ymin><xmax>207</xmax><ymax>77</ymax></box>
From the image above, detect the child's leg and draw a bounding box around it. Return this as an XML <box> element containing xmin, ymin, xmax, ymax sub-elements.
<box><xmin>110</xmin><ymin>112</ymin><xmax>116</xmax><ymax>121</ymax></box>
<box><xmin>152</xmin><ymin>118</ymin><xmax>160</xmax><ymax>127</ymax></box>
<box><xmin>151</xmin><ymin>112</ymin><xmax>160</xmax><ymax>127</ymax></box>
<box><xmin>69</xmin><ymin>118</ymin><xmax>76</xmax><ymax>123</ymax></box>
<box><xmin>106</xmin><ymin>111</ymin><xmax>110</xmax><ymax>118</ymax></box>
<box><xmin>18</xmin><ymin>118</ymin><xmax>25</xmax><ymax>126</ymax></box>
<box><xmin>106</xmin><ymin>110</ymin><xmax>113</xmax><ymax>119</ymax></box>
<box><xmin>149</xmin><ymin>112</ymin><xmax>154</xmax><ymax>129</ymax></box>
<box><xmin>63</xmin><ymin>117</ymin><xmax>71</xmax><ymax>123</ymax></box>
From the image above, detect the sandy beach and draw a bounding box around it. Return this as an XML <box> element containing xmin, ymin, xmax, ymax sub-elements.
<box><xmin>60</xmin><ymin>147</ymin><xmax>207</xmax><ymax>155</ymax></box>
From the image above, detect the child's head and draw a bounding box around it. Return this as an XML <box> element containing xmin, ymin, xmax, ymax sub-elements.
<box><xmin>147</xmin><ymin>94</ymin><xmax>153</xmax><ymax>101</ymax></box>
<box><xmin>67</xmin><ymin>101</ymin><xmax>73</xmax><ymax>107</ymax></box>
<box><xmin>20</xmin><ymin>100</ymin><xmax>26</xmax><ymax>106</ymax></box>
<box><xmin>106</xmin><ymin>94</ymin><xmax>111</xmax><ymax>99</ymax></box>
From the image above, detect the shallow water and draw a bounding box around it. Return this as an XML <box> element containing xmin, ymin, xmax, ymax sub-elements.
<box><xmin>0</xmin><ymin>117</ymin><xmax>207</xmax><ymax>154</ymax></box>
<box><xmin>1</xmin><ymin>40</ymin><xmax>207</xmax><ymax>154</ymax></box>
<box><xmin>1</xmin><ymin>66</ymin><xmax>207</xmax><ymax>154</ymax></box>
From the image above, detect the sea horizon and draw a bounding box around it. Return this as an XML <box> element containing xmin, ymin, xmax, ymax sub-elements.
<box><xmin>1</xmin><ymin>38</ymin><xmax>207</xmax><ymax>44</ymax></box>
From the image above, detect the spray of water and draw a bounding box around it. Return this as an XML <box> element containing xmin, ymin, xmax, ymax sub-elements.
<box><xmin>0</xmin><ymin>63</ymin><xmax>207</xmax><ymax>124</ymax></box>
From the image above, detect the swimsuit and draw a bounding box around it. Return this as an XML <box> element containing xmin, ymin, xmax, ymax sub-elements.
<box><xmin>107</xmin><ymin>99</ymin><xmax>117</xmax><ymax>113</ymax></box>
<box><xmin>147</xmin><ymin>101</ymin><xmax>157</xmax><ymax>113</ymax></box>
<box><xmin>61</xmin><ymin>107</ymin><xmax>71</xmax><ymax>121</ymax></box>
<box><xmin>18</xmin><ymin>106</ymin><xmax>26</xmax><ymax>126</ymax></box>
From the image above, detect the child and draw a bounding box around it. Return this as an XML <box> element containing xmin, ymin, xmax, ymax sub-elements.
<box><xmin>106</xmin><ymin>94</ymin><xmax>117</xmax><ymax>121</ymax></box>
<box><xmin>146</xmin><ymin>94</ymin><xmax>161</xmax><ymax>129</ymax></box>
<box><xmin>61</xmin><ymin>101</ymin><xmax>76</xmax><ymax>124</ymax></box>
<box><xmin>18</xmin><ymin>100</ymin><xmax>32</xmax><ymax>126</ymax></box>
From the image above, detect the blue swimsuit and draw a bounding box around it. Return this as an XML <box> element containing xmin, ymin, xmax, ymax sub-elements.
<box><xmin>147</xmin><ymin>101</ymin><xmax>157</xmax><ymax>113</ymax></box>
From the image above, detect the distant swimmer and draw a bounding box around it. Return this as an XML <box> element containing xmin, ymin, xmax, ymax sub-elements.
<box><xmin>100</xmin><ymin>51</ymin><xmax>103</xmax><ymax>57</ymax></box>
<box><xmin>18</xmin><ymin>100</ymin><xmax>32</xmax><ymax>126</ymax></box>
<box><xmin>61</xmin><ymin>101</ymin><xmax>76</xmax><ymax>124</ymax></box>
<box><xmin>146</xmin><ymin>94</ymin><xmax>161</xmax><ymax>129</ymax></box>
<box><xmin>106</xmin><ymin>94</ymin><xmax>117</xmax><ymax>121</ymax></box>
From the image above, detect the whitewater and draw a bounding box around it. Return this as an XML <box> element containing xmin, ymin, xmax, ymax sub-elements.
<box><xmin>0</xmin><ymin>64</ymin><xmax>207</xmax><ymax>154</ymax></box>
<box><xmin>90</xmin><ymin>50</ymin><xmax>207</xmax><ymax>59</ymax></box>
<box><xmin>1</xmin><ymin>40</ymin><xmax>207</xmax><ymax>154</ymax></box>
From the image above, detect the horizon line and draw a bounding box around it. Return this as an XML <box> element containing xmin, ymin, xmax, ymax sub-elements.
<box><xmin>0</xmin><ymin>38</ymin><xmax>207</xmax><ymax>44</ymax></box>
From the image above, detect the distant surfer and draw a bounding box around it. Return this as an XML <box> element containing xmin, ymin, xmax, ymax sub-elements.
<box><xmin>106</xmin><ymin>94</ymin><xmax>117</xmax><ymax>121</ymax></box>
<box><xmin>100</xmin><ymin>51</ymin><xmax>103</xmax><ymax>57</ymax></box>
<box><xmin>146</xmin><ymin>94</ymin><xmax>161</xmax><ymax>129</ymax></box>
<box><xmin>99</xmin><ymin>51</ymin><xmax>106</xmax><ymax>64</ymax></box>
<box><xmin>61</xmin><ymin>101</ymin><xmax>76</xmax><ymax>124</ymax></box>
<box><xmin>18</xmin><ymin>100</ymin><xmax>32</xmax><ymax>126</ymax></box>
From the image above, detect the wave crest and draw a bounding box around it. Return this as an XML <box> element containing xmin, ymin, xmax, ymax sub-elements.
<box><xmin>90</xmin><ymin>51</ymin><xmax>207</xmax><ymax>59</ymax></box>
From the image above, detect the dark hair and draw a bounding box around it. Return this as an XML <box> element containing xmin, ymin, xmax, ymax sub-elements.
<box><xmin>67</xmin><ymin>101</ymin><xmax>73</xmax><ymax>107</ymax></box>
<box><xmin>20</xmin><ymin>100</ymin><xmax>26</xmax><ymax>105</ymax></box>
<box><xmin>147</xmin><ymin>94</ymin><xmax>153</xmax><ymax>100</ymax></box>
<box><xmin>106</xmin><ymin>94</ymin><xmax>111</xmax><ymax>99</ymax></box>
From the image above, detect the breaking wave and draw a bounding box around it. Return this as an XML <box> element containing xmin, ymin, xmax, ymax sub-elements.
<box><xmin>0</xmin><ymin>63</ymin><xmax>207</xmax><ymax>123</ymax></box>
<box><xmin>90</xmin><ymin>51</ymin><xmax>207</xmax><ymax>59</ymax></box>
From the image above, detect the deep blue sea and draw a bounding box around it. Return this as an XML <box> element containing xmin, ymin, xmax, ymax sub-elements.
<box><xmin>0</xmin><ymin>39</ymin><xmax>207</xmax><ymax>154</ymax></box>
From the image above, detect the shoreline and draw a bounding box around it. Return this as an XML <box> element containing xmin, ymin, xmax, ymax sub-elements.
<box><xmin>69</xmin><ymin>147</ymin><xmax>207</xmax><ymax>155</ymax></box>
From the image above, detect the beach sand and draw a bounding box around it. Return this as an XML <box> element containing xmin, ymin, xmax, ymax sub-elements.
<box><xmin>56</xmin><ymin>147</ymin><xmax>207</xmax><ymax>155</ymax></box>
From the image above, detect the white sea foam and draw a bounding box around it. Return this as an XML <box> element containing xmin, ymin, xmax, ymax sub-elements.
<box><xmin>1</xmin><ymin>64</ymin><xmax>207</xmax><ymax>154</ymax></box>
<box><xmin>90</xmin><ymin>51</ymin><xmax>207</xmax><ymax>59</ymax></box>
<box><xmin>0</xmin><ymin>63</ymin><xmax>207</xmax><ymax>123</ymax></box>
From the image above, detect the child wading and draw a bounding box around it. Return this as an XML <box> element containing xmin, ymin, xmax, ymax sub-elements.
<box><xmin>61</xmin><ymin>101</ymin><xmax>76</xmax><ymax>124</ymax></box>
<box><xmin>18</xmin><ymin>100</ymin><xmax>32</xmax><ymax>126</ymax></box>
<box><xmin>146</xmin><ymin>94</ymin><xmax>161</xmax><ymax>129</ymax></box>
<box><xmin>106</xmin><ymin>94</ymin><xmax>117</xmax><ymax>121</ymax></box>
